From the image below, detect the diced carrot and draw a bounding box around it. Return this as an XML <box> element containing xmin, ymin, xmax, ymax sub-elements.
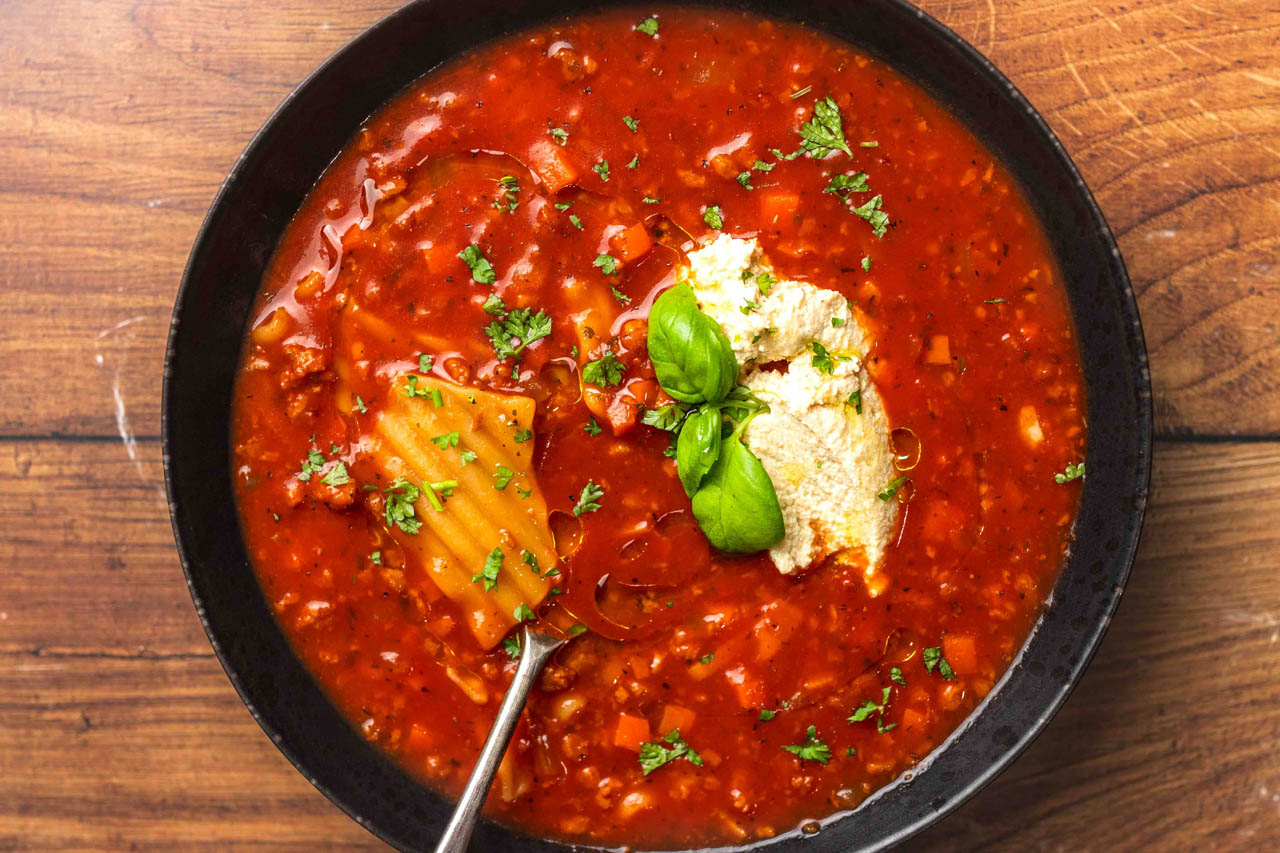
<box><xmin>658</xmin><ymin>704</ymin><xmax>697</xmax><ymax>735</ymax></box>
<box><xmin>526</xmin><ymin>139</ymin><xmax>580</xmax><ymax>192</ymax></box>
<box><xmin>900</xmin><ymin>707</ymin><xmax>926</xmax><ymax>732</ymax></box>
<box><xmin>609</xmin><ymin>222</ymin><xmax>653</xmax><ymax>264</ymax></box>
<box><xmin>613</xmin><ymin>713</ymin><xmax>651</xmax><ymax>752</ymax></box>
<box><xmin>942</xmin><ymin>634</ymin><xmax>978</xmax><ymax>676</ymax></box>
<box><xmin>724</xmin><ymin>665</ymin><xmax>764</xmax><ymax>708</ymax></box>
<box><xmin>924</xmin><ymin>334</ymin><xmax>951</xmax><ymax>364</ymax></box>
<box><xmin>759</xmin><ymin>189</ymin><xmax>799</xmax><ymax>227</ymax></box>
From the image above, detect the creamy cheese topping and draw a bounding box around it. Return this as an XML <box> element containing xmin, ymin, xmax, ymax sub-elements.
<box><xmin>682</xmin><ymin>235</ymin><xmax>899</xmax><ymax>577</ymax></box>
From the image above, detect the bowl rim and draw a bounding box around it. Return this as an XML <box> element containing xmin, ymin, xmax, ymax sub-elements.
<box><xmin>163</xmin><ymin>1</ymin><xmax>1152</xmax><ymax>850</ymax></box>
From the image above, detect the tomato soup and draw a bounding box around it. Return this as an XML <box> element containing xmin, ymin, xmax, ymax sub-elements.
<box><xmin>231</xmin><ymin>7</ymin><xmax>1086</xmax><ymax>847</ymax></box>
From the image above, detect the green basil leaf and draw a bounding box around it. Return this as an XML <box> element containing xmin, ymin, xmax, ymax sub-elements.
<box><xmin>647</xmin><ymin>282</ymin><xmax>737</xmax><ymax>404</ymax></box>
<box><xmin>676</xmin><ymin>406</ymin><xmax>722</xmax><ymax>497</ymax></box>
<box><xmin>691</xmin><ymin>433</ymin><xmax>785</xmax><ymax>553</ymax></box>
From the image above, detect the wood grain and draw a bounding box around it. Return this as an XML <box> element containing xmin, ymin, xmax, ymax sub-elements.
<box><xmin>1</xmin><ymin>439</ymin><xmax>1278</xmax><ymax>850</ymax></box>
<box><xmin>0</xmin><ymin>0</ymin><xmax>1277</xmax><ymax>437</ymax></box>
<box><xmin>1</xmin><ymin>0</ymin><xmax>1278</xmax><ymax>850</ymax></box>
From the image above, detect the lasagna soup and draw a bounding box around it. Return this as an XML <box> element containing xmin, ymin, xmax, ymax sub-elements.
<box><xmin>232</xmin><ymin>7</ymin><xmax>1087</xmax><ymax>847</ymax></box>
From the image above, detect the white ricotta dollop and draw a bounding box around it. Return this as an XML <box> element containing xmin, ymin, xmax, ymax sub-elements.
<box><xmin>682</xmin><ymin>235</ymin><xmax>899</xmax><ymax>576</ymax></box>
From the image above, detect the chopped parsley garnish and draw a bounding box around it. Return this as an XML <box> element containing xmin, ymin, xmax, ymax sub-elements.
<box><xmin>846</xmin><ymin>388</ymin><xmax>863</xmax><ymax>414</ymax></box>
<box><xmin>572</xmin><ymin>480</ymin><xmax>604</xmax><ymax>516</ymax></box>
<box><xmin>877</xmin><ymin>475</ymin><xmax>910</xmax><ymax>502</ymax></box>
<box><xmin>698</xmin><ymin>653</ymin><xmax>714</xmax><ymax>665</ymax></box>
<box><xmin>640</xmin><ymin>405</ymin><xmax>685</xmax><ymax>431</ymax></box>
<box><xmin>703</xmin><ymin>205</ymin><xmax>724</xmax><ymax>230</ymax></box>
<box><xmin>369</xmin><ymin>550</ymin><xmax>382</xmax><ymax>566</ymax></box>
<box><xmin>584</xmin><ymin>417</ymin><xmax>603</xmax><ymax>436</ymax></box>
<box><xmin>635</xmin><ymin>16</ymin><xmax>659</xmax><ymax>37</ymax></box>
<box><xmin>848</xmin><ymin>686</ymin><xmax>896</xmax><ymax>732</ymax></box>
<box><xmin>513</xmin><ymin>603</ymin><xmax>536</xmax><ymax>622</ymax></box>
<box><xmin>593</xmin><ymin>254</ymin><xmax>620</xmax><ymax>275</ymax></box>
<box><xmin>418</xmin><ymin>353</ymin><xmax>433</xmax><ymax>372</ymax></box>
<box><xmin>797</xmin><ymin>96</ymin><xmax>852</xmax><ymax>159</ymax></box>
<box><xmin>297</xmin><ymin>448</ymin><xmax>326</xmax><ymax>481</ymax></box>
<box><xmin>593</xmin><ymin>160</ymin><xmax>610</xmax><ymax>182</ymax></box>
<box><xmin>503</xmin><ymin>634</ymin><xmax>522</xmax><ymax>659</ymax></box>
<box><xmin>319</xmin><ymin>461</ymin><xmax>349</xmax><ymax>486</ymax></box>
<box><xmin>623</xmin><ymin>115</ymin><xmax>639</xmax><ymax>132</ymax></box>
<box><xmin>382</xmin><ymin>477</ymin><xmax>422</xmax><ymax>535</ymax></box>
<box><xmin>513</xmin><ymin>428</ymin><xmax>533</xmax><ymax>443</ymax></box>
<box><xmin>566</xmin><ymin>622</ymin><xmax>589</xmax><ymax>636</ymax></box>
<box><xmin>862</xmin><ymin>256</ymin><xmax>872</xmax><ymax>272</ymax></box>
<box><xmin>611</xmin><ymin>285</ymin><xmax>632</xmax><ymax>305</ymax></box>
<box><xmin>554</xmin><ymin>201</ymin><xmax>573</xmax><ymax>211</ymax></box>
<box><xmin>736</xmin><ymin>171</ymin><xmax>754</xmax><ymax>190</ymax></box>
<box><xmin>824</xmin><ymin>171</ymin><xmax>870</xmax><ymax>196</ymax></box>
<box><xmin>460</xmin><ymin>449</ymin><xmax>478</xmax><ymax>466</ymax></box>
<box><xmin>984</xmin><ymin>297</ymin><xmax>1008</xmax><ymax>304</ymax></box>
<box><xmin>1055</xmin><ymin>462</ymin><xmax>1085</xmax><ymax>484</ymax></box>
<box><xmin>517</xmin><ymin>486</ymin><xmax>533</xmax><ymax>499</ymax></box>
<box><xmin>625</xmin><ymin>154</ymin><xmax>639</xmax><ymax>169</ymax></box>
<box><xmin>753</xmin><ymin>159</ymin><xmax>776</xmax><ymax>172</ymax></box>
<box><xmin>810</xmin><ymin>340</ymin><xmax>836</xmax><ymax>375</ymax></box>
<box><xmin>790</xmin><ymin>84</ymin><xmax>813</xmax><ymax>99</ymax></box>
<box><xmin>638</xmin><ymin>730</ymin><xmax>702</xmax><ymax>775</ymax></box>
<box><xmin>860</xmin><ymin>140</ymin><xmax>880</xmax><ymax>148</ymax></box>
<box><xmin>741</xmin><ymin>301</ymin><xmax>759</xmax><ymax>315</ymax></box>
<box><xmin>754</xmin><ymin>271</ymin><xmax>776</xmax><ymax>294</ymax></box>
<box><xmin>493</xmin><ymin>465</ymin><xmax>515</xmax><ymax>490</ymax></box>
<box><xmin>483</xmin><ymin>292</ymin><xmax>507</xmax><ymax>315</ymax></box>
<box><xmin>642</xmin><ymin>195</ymin><xmax>661</xmax><ymax>204</ymax></box>
<box><xmin>521</xmin><ymin>550</ymin><xmax>540</xmax><ymax>573</ymax></box>
<box><xmin>582</xmin><ymin>352</ymin><xmax>624</xmax><ymax>387</ymax></box>
<box><xmin>431</xmin><ymin>431</ymin><xmax>459</xmax><ymax>450</ymax></box>
<box><xmin>548</xmin><ymin>126</ymin><xmax>568</xmax><ymax>145</ymax></box>
<box><xmin>889</xmin><ymin>667</ymin><xmax>907</xmax><ymax>686</ymax></box>
<box><xmin>354</xmin><ymin>395</ymin><xmax>367</xmax><ymax>414</ymax></box>
<box><xmin>831</xmin><ymin>316</ymin><xmax>845</xmax><ymax>327</ymax></box>
<box><xmin>473</xmin><ymin>546</ymin><xmax>502</xmax><ymax>592</ymax></box>
<box><xmin>759</xmin><ymin>709</ymin><xmax>777</xmax><ymax>721</ymax></box>
<box><xmin>851</xmin><ymin>194</ymin><xmax>890</xmax><ymax>238</ymax></box>
<box><xmin>781</xmin><ymin>725</ymin><xmax>832</xmax><ymax>764</ymax></box>
<box><xmin>569</xmin><ymin>214</ymin><xmax>583</xmax><ymax>230</ymax></box>
<box><xmin>458</xmin><ymin>244</ymin><xmax>496</xmax><ymax>285</ymax></box>
<box><xmin>422</xmin><ymin>479</ymin><xmax>456</xmax><ymax>512</ymax></box>
<box><xmin>493</xmin><ymin>175</ymin><xmax>520</xmax><ymax>212</ymax></box>
<box><xmin>923</xmin><ymin>646</ymin><xmax>957</xmax><ymax>680</ymax></box>
<box><xmin>483</xmin><ymin>303</ymin><xmax>553</xmax><ymax>362</ymax></box>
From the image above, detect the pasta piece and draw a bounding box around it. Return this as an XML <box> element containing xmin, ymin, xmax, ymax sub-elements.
<box><xmin>368</xmin><ymin>377</ymin><xmax>557</xmax><ymax>648</ymax></box>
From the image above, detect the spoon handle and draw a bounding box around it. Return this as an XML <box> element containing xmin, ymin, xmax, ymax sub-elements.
<box><xmin>434</xmin><ymin>625</ymin><xmax>564</xmax><ymax>853</ymax></box>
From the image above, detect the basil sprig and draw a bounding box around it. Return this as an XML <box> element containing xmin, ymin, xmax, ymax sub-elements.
<box><xmin>648</xmin><ymin>282</ymin><xmax>737</xmax><ymax>404</ymax></box>
<box><xmin>646</xmin><ymin>283</ymin><xmax>785</xmax><ymax>553</ymax></box>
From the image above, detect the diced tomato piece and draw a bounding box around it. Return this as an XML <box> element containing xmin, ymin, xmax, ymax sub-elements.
<box><xmin>613</xmin><ymin>713</ymin><xmax>651</xmax><ymax>752</ymax></box>
<box><xmin>609</xmin><ymin>222</ymin><xmax>653</xmax><ymax>264</ymax></box>
<box><xmin>942</xmin><ymin>634</ymin><xmax>978</xmax><ymax>675</ymax></box>
<box><xmin>657</xmin><ymin>704</ymin><xmax>697</xmax><ymax>735</ymax></box>
<box><xmin>527</xmin><ymin>139</ymin><xmax>580</xmax><ymax>192</ymax></box>
<box><xmin>900</xmin><ymin>707</ymin><xmax>927</xmax><ymax>732</ymax></box>
<box><xmin>759</xmin><ymin>189</ymin><xmax>799</xmax><ymax>227</ymax></box>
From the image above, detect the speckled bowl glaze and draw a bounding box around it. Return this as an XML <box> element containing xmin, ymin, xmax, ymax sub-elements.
<box><xmin>163</xmin><ymin>1</ymin><xmax>1152</xmax><ymax>849</ymax></box>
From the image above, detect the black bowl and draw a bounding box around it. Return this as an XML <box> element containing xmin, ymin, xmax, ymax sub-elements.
<box><xmin>163</xmin><ymin>1</ymin><xmax>1151</xmax><ymax>849</ymax></box>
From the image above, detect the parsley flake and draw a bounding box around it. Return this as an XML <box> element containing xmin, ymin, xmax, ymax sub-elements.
<box><xmin>431</xmin><ymin>431</ymin><xmax>459</xmax><ymax>450</ymax></box>
<box><xmin>594</xmin><ymin>160</ymin><xmax>610</xmax><ymax>182</ymax></box>
<box><xmin>923</xmin><ymin>646</ymin><xmax>957</xmax><ymax>681</ymax></box>
<box><xmin>623</xmin><ymin>115</ymin><xmax>639</xmax><ymax>132</ymax></box>
<box><xmin>781</xmin><ymin>725</ymin><xmax>831</xmax><ymax>765</ymax></box>
<box><xmin>584</xmin><ymin>417</ymin><xmax>603</xmax><ymax>436</ymax></box>
<box><xmin>638</xmin><ymin>730</ymin><xmax>702</xmax><ymax>775</ymax></box>
<box><xmin>472</xmin><ymin>546</ymin><xmax>502</xmax><ymax>592</ymax></box>
<box><xmin>1055</xmin><ymin>462</ymin><xmax>1085</xmax><ymax>484</ymax></box>
<box><xmin>513</xmin><ymin>428</ymin><xmax>533</xmax><ymax>443</ymax></box>
<box><xmin>382</xmin><ymin>478</ymin><xmax>421</xmax><ymax>535</ymax></box>
<box><xmin>797</xmin><ymin>96</ymin><xmax>852</xmax><ymax>159</ymax></box>
<box><xmin>635</xmin><ymin>16</ymin><xmax>659</xmax><ymax>37</ymax></box>
<box><xmin>572</xmin><ymin>481</ymin><xmax>604</xmax><ymax>516</ymax></box>
<box><xmin>703</xmin><ymin>205</ymin><xmax>724</xmax><ymax>230</ymax></box>
<box><xmin>593</xmin><ymin>253</ymin><xmax>620</xmax><ymax>275</ymax></box>
<box><xmin>582</xmin><ymin>352</ymin><xmax>624</xmax><ymax>387</ymax></box>
<box><xmin>493</xmin><ymin>465</ymin><xmax>515</xmax><ymax>490</ymax></box>
<box><xmin>877</xmin><ymin>475</ymin><xmax>910</xmax><ymax>502</ymax></box>
<box><xmin>458</xmin><ymin>244</ymin><xmax>496</xmax><ymax>285</ymax></box>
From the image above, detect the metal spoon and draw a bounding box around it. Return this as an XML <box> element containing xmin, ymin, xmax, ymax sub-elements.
<box><xmin>434</xmin><ymin>624</ymin><xmax>566</xmax><ymax>853</ymax></box>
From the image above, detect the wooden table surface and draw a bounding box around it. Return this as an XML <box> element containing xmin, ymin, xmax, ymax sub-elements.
<box><xmin>2</xmin><ymin>0</ymin><xmax>1277</xmax><ymax>849</ymax></box>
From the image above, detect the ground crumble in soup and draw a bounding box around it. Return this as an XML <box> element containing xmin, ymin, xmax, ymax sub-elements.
<box><xmin>231</xmin><ymin>7</ymin><xmax>1087</xmax><ymax>847</ymax></box>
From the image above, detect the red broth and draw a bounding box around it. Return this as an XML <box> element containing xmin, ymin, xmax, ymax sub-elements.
<box><xmin>231</xmin><ymin>7</ymin><xmax>1086</xmax><ymax>847</ymax></box>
